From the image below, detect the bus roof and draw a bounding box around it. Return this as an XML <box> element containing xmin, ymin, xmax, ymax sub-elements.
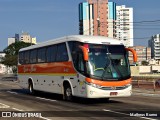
<box><xmin>19</xmin><ymin>35</ymin><xmax>123</xmax><ymax>51</ymax></box>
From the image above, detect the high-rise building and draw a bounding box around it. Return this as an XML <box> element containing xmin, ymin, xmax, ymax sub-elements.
<box><xmin>20</xmin><ymin>32</ymin><xmax>36</xmax><ymax>44</ymax></box>
<box><xmin>148</xmin><ymin>34</ymin><xmax>160</xmax><ymax>61</ymax></box>
<box><xmin>79</xmin><ymin>1</ymin><xmax>134</xmax><ymax>47</ymax></box>
<box><xmin>116</xmin><ymin>5</ymin><xmax>133</xmax><ymax>47</ymax></box>
<box><xmin>108</xmin><ymin>2</ymin><xmax>116</xmax><ymax>38</ymax></box>
<box><xmin>15</xmin><ymin>34</ymin><xmax>19</xmax><ymax>42</ymax></box>
<box><xmin>79</xmin><ymin>0</ymin><xmax>108</xmax><ymax>37</ymax></box>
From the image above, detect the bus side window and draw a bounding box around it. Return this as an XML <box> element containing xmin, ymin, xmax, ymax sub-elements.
<box><xmin>30</xmin><ymin>49</ymin><xmax>37</xmax><ymax>63</ymax></box>
<box><xmin>24</xmin><ymin>51</ymin><xmax>29</xmax><ymax>64</ymax></box>
<box><xmin>68</xmin><ymin>41</ymin><xmax>85</xmax><ymax>73</ymax></box>
<box><xmin>76</xmin><ymin>52</ymin><xmax>85</xmax><ymax>73</ymax></box>
<box><xmin>19</xmin><ymin>52</ymin><xmax>24</xmax><ymax>64</ymax></box>
<box><xmin>46</xmin><ymin>45</ymin><xmax>57</xmax><ymax>62</ymax></box>
<box><xmin>56</xmin><ymin>43</ymin><xmax>68</xmax><ymax>62</ymax></box>
<box><xmin>38</xmin><ymin>47</ymin><xmax>46</xmax><ymax>63</ymax></box>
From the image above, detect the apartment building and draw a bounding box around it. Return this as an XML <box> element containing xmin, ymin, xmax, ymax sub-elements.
<box><xmin>20</xmin><ymin>32</ymin><xmax>36</xmax><ymax>44</ymax></box>
<box><xmin>116</xmin><ymin>5</ymin><xmax>133</xmax><ymax>47</ymax></box>
<box><xmin>79</xmin><ymin>1</ymin><xmax>134</xmax><ymax>47</ymax></box>
<box><xmin>148</xmin><ymin>34</ymin><xmax>160</xmax><ymax>61</ymax></box>
<box><xmin>108</xmin><ymin>2</ymin><xmax>116</xmax><ymax>38</ymax></box>
<box><xmin>79</xmin><ymin>0</ymin><xmax>108</xmax><ymax>37</ymax></box>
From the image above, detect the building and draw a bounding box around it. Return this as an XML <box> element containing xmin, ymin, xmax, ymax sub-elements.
<box><xmin>8</xmin><ymin>37</ymin><xmax>15</xmax><ymax>46</ymax></box>
<box><xmin>79</xmin><ymin>0</ymin><xmax>108</xmax><ymax>37</ymax></box>
<box><xmin>20</xmin><ymin>32</ymin><xmax>36</xmax><ymax>44</ymax></box>
<box><xmin>15</xmin><ymin>33</ymin><xmax>19</xmax><ymax>42</ymax></box>
<box><xmin>128</xmin><ymin>46</ymin><xmax>151</xmax><ymax>65</ymax></box>
<box><xmin>108</xmin><ymin>2</ymin><xmax>116</xmax><ymax>38</ymax></box>
<box><xmin>148</xmin><ymin>34</ymin><xmax>160</xmax><ymax>61</ymax></box>
<box><xmin>79</xmin><ymin>1</ymin><xmax>134</xmax><ymax>47</ymax></box>
<box><xmin>116</xmin><ymin>5</ymin><xmax>133</xmax><ymax>47</ymax></box>
<box><xmin>8</xmin><ymin>34</ymin><xmax>20</xmax><ymax>46</ymax></box>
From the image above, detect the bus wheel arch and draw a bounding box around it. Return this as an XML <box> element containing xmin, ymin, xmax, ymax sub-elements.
<box><xmin>28</xmin><ymin>78</ymin><xmax>35</xmax><ymax>95</ymax></box>
<box><xmin>63</xmin><ymin>81</ymin><xmax>73</xmax><ymax>101</ymax></box>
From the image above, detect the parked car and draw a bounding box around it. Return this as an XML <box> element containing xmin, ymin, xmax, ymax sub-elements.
<box><xmin>155</xmin><ymin>79</ymin><xmax>160</xmax><ymax>87</ymax></box>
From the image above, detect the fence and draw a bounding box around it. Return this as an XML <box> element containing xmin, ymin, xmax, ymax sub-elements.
<box><xmin>132</xmin><ymin>76</ymin><xmax>160</xmax><ymax>92</ymax></box>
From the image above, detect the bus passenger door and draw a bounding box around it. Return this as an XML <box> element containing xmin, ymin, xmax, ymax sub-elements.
<box><xmin>75</xmin><ymin>52</ymin><xmax>87</xmax><ymax>97</ymax></box>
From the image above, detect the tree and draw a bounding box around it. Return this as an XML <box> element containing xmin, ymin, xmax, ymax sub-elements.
<box><xmin>1</xmin><ymin>41</ymin><xmax>33</xmax><ymax>73</ymax></box>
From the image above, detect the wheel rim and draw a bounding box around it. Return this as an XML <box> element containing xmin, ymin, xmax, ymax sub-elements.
<box><xmin>66</xmin><ymin>88</ymin><xmax>71</xmax><ymax>97</ymax></box>
<box><xmin>64</xmin><ymin>87</ymin><xmax>72</xmax><ymax>101</ymax></box>
<box><xmin>29</xmin><ymin>84</ymin><xmax>33</xmax><ymax>93</ymax></box>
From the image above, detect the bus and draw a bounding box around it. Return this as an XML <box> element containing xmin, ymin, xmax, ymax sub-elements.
<box><xmin>18</xmin><ymin>35</ymin><xmax>137</xmax><ymax>101</ymax></box>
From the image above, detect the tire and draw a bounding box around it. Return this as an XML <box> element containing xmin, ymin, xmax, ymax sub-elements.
<box><xmin>64</xmin><ymin>84</ymin><xmax>72</xmax><ymax>101</ymax></box>
<box><xmin>29</xmin><ymin>81</ymin><xmax>35</xmax><ymax>95</ymax></box>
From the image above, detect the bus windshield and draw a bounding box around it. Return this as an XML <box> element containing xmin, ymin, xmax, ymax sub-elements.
<box><xmin>87</xmin><ymin>44</ymin><xmax>130</xmax><ymax>80</ymax></box>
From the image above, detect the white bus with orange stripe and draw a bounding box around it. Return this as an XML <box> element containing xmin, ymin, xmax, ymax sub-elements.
<box><xmin>18</xmin><ymin>35</ymin><xmax>137</xmax><ymax>101</ymax></box>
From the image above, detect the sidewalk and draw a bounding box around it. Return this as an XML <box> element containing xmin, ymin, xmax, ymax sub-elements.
<box><xmin>133</xmin><ymin>88</ymin><xmax>160</xmax><ymax>96</ymax></box>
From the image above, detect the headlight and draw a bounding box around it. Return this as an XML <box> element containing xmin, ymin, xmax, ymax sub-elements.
<box><xmin>125</xmin><ymin>84</ymin><xmax>131</xmax><ymax>87</ymax></box>
<box><xmin>85</xmin><ymin>81</ymin><xmax>102</xmax><ymax>88</ymax></box>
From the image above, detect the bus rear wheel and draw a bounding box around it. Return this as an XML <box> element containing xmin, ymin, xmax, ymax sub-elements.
<box><xmin>64</xmin><ymin>84</ymin><xmax>72</xmax><ymax>101</ymax></box>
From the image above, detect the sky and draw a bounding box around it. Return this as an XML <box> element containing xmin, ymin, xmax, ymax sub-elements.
<box><xmin>0</xmin><ymin>0</ymin><xmax>160</xmax><ymax>51</ymax></box>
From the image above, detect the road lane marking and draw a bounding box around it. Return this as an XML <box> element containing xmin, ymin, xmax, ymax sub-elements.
<box><xmin>103</xmin><ymin>109</ymin><xmax>128</xmax><ymax>116</ymax></box>
<box><xmin>0</xmin><ymin>103</ymin><xmax>10</xmax><ymax>108</ymax></box>
<box><xmin>39</xmin><ymin>116</ymin><xmax>52</xmax><ymax>120</ymax></box>
<box><xmin>36</xmin><ymin>97</ymin><xmax>57</xmax><ymax>102</ymax></box>
<box><xmin>12</xmin><ymin>107</ymin><xmax>23</xmax><ymax>111</ymax></box>
<box><xmin>103</xmin><ymin>109</ymin><xmax>158</xmax><ymax>120</ymax></box>
<box><xmin>7</xmin><ymin>91</ymin><xmax>18</xmax><ymax>94</ymax></box>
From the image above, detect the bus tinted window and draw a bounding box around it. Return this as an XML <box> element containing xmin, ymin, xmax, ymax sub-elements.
<box><xmin>46</xmin><ymin>45</ymin><xmax>57</xmax><ymax>62</ymax></box>
<box><xmin>19</xmin><ymin>52</ymin><xmax>24</xmax><ymax>64</ymax></box>
<box><xmin>24</xmin><ymin>51</ymin><xmax>29</xmax><ymax>64</ymax></box>
<box><xmin>56</xmin><ymin>43</ymin><xmax>68</xmax><ymax>62</ymax></box>
<box><xmin>38</xmin><ymin>47</ymin><xmax>46</xmax><ymax>63</ymax></box>
<box><xmin>30</xmin><ymin>49</ymin><xmax>37</xmax><ymax>63</ymax></box>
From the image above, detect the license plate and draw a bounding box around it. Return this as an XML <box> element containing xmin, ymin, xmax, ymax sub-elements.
<box><xmin>110</xmin><ymin>92</ymin><xmax>118</xmax><ymax>96</ymax></box>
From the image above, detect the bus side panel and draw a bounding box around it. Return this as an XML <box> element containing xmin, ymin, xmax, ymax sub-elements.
<box><xmin>18</xmin><ymin>62</ymin><xmax>78</xmax><ymax>94</ymax></box>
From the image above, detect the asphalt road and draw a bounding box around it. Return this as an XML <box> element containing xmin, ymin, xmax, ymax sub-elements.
<box><xmin>0</xmin><ymin>77</ymin><xmax>160</xmax><ymax>120</ymax></box>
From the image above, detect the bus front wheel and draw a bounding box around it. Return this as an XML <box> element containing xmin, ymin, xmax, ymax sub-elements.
<box><xmin>29</xmin><ymin>81</ymin><xmax>35</xmax><ymax>95</ymax></box>
<box><xmin>64</xmin><ymin>84</ymin><xmax>72</xmax><ymax>101</ymax></box>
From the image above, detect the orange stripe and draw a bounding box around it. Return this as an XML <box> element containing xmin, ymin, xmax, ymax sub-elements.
<box><xmin>85</xmin><ymin>77</ymin><xmax>131</xmax><ymax>87</ymax></box>
<box><xmin>18</xmin><ymin>61</ymin><xmax>77</xmax><ymax>74</ymax></box>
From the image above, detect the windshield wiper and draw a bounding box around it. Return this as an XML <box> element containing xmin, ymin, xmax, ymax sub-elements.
<box><xmin>90</xmin><ymin>74</ymin><xmax>103</xmax><ymax>79</ymax></box>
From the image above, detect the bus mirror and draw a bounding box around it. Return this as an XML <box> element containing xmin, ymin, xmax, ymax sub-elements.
<box><xmin>125</xmin><ymin>48</ymin><xmax>137</xmax><ymax>62</ymax></box>
<box><xmin>79</xmin><ymin>46</ymin><xmax>89</xmax><ymax>61</ymax></box>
